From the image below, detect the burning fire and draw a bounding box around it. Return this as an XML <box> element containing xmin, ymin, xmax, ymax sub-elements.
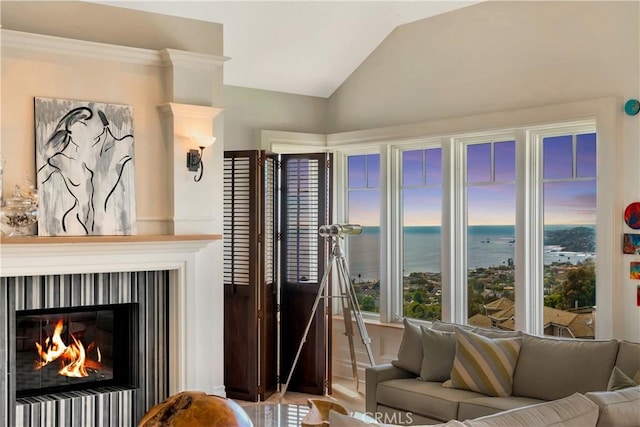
<box><xmin>34</xmin><ymin>319</ymin><xmax>102</xmax><ymax>378</ymax></box>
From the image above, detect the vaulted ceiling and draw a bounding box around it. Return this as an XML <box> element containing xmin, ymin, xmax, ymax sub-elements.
<box><xmin>91</xmin><ymin>1</ymin><xmax>478</xmax><ymax>98</ymax></box>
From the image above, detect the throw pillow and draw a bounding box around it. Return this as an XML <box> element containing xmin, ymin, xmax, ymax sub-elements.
<box><xmin>607</xmin><ymin>366</ymin><xmax>638</xmax><ymax>391</ymax></box>
<box><xmin>418</xmin><ymin>326</ymin><xmax>457</xmax><ymax>382</ymax></box>
<box><xmin>449</xmin><ymin>327</ymin><xmax>522</xmax><ymax>397</ymax></box>
<box><xmin>585</xmin><ymin>386</ymin><xmax>640</xmax><ymax>427</ymax></box>
<box><xmin>391</xmin><ymin>318</ymin><xmax>422</xmax><ymax>375</ymax></box>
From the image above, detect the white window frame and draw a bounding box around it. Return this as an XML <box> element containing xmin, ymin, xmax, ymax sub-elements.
<box><xmin>448</xmin><ymin>131</ymin><xmax>517</xmax><ymax>324</ymax></box>
<box><xmin>392</xmin><ymin>139</ymin><xmax>444</xmax><ymax>323</ymax></box>
<box><xmin>261</xmin><ymin>98</ymin><xmax>619</xmax><ymax>338</ymax></box>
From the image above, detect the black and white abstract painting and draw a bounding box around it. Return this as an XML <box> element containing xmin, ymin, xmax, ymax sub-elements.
<box><xmin>35</xmin><ymin>97</ymin><xmax>137</xmax><ymax>236</ymax></box>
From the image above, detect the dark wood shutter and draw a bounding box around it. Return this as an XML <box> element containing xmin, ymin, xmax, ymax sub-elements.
<box><xmin>223</xmin><ymin>150</ymin><xmax>277</xmax><ymax>401</ymax></box>
<box><xmin>279</xmin><ymin>153</ymin><xmax>332</xmax><ymax>395</ymax></box>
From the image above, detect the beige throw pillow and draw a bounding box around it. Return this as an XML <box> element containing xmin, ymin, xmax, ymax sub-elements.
<box><xmin>449</xmin><ymin>327</ymin><xmax>522</xmax><ymax>397</ymax></box>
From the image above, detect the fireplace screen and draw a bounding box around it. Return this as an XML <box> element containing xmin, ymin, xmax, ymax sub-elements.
<box><xmin>15</xmin><ymin>304</ymin><xmax>136</xmax><ymax>398</ymax></box>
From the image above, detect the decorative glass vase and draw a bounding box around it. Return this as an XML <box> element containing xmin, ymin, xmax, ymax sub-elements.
<box><xmin>0</xmin><ymin>185</ymin><xmax>39</xmax><ymax>237</ymax></box>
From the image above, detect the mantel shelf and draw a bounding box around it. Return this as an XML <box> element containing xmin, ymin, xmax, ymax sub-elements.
<box><xmin>0</xmin><ymin>234</ymin><xmax>222</xmax><ymax>245</ymax></box>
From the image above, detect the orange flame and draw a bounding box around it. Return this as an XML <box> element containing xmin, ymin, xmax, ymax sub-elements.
<box><xmin>34</xmin><ymin>319</ymin><xmax>102</xmax><ymax>378</ymax></box>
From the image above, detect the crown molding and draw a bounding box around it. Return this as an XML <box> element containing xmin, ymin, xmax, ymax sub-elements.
<box><xmin>1</xmin><ymin>29</ymin><xmax>228</xmax><ymax>70</ymax></box>
<box><xmin>161</xmin><ymin>48</ymin><xmax>228</xmax><ymax>70</ymax></box>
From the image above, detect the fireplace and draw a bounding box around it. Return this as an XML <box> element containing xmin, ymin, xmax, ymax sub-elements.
<box><xmin>1</xmin><ymin>236</ymin><xmax>222</xmax><ymax>427</ymax></box>
<box><xmin>15</xmin><ymin>304</ymin><xmax>137</xmax><ymax>399</ymax></box>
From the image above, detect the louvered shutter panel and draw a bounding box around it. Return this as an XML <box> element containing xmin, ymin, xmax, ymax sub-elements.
<box><xmin>279</xmin><ymin>153</ymin><xmax>332</xmax><ymax>395</ymax></box>
<box><xmin>223</xmin><ymin>151</ymin><xmax>277</xmax><ymax>401</ymax></box>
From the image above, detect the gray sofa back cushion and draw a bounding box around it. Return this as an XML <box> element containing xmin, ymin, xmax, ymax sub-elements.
<box><xmin>615</xmin><ymin>340</ymin><xmax>640</xmax><ymax>378</ymax></box>
<box><xmin>512</xmin><ymin>334</ymin><xmax>619</xmax><ymax>400</ymax></box>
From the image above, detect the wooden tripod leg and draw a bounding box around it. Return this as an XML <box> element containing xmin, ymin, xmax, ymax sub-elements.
<box><xmin>342</xmin><ymin>303</ymin><xmax>358</xmax><ymax>381</ymax></box>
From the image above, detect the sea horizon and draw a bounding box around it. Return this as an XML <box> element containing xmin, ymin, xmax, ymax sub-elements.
<box><xmin>347</xmin><ymin>224</ymin><xmax>595</xmax><ymax>282</ymax></box>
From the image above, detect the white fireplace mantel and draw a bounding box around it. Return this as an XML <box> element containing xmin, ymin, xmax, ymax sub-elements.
<box><xmin>0</xmin><ymin>234</ymin><xmax>224</xmax><ymax>397</ymax></box>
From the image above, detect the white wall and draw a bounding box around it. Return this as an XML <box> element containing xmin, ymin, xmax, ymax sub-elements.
<box><xmin>224</xmin><ymin>85</ymin><xmax>328</xmax><ymax>150</ymax></box>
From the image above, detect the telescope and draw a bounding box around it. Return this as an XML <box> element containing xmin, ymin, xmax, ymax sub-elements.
<box><xmin>318</xmin><ymin>223</ymin><xmax>362</xmax><ymax>238</ymax></box>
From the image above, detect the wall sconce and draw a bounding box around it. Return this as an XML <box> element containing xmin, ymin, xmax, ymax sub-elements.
<box><xmin>187</xmin><ymin>132</ymin><xmax>216</xmax><ymax>182</ymax></box>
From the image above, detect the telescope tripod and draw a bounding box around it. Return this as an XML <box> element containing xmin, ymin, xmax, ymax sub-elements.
<box><xmin>280</xmin><ymin>236</ymin><xmax>375</xmax><ymax>398</ymax></box>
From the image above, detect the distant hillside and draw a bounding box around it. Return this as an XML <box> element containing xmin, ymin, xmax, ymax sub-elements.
<box><xmin>544</xmin><ymin>227</ymin><xmax>595</xmax><ymax>252</ymax></box>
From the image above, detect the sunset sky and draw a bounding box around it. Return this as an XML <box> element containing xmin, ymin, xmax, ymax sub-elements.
<box><xmin>348</xmin><ymin>133</ymin><xmax>597</xmax><ymax>226</ymax></box>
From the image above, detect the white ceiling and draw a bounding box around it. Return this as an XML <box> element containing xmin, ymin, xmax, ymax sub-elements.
<box><xmin>94</xmin><ymin>1</ymin><xmax>478</xmax><ymax>98</ymax></box>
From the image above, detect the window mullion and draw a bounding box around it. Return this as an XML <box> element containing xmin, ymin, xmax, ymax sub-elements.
<box><xmin>442</xmin><ymin>137</ymin><xmax>466</xmax><ymax>324</ymax></box>
<box><xmin>515</xmin><ymin>129</ymin><xmax>544</xmax><ymax>335</ymax></box>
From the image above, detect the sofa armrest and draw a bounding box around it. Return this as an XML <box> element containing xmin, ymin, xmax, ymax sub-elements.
<box><xmin>365</xmin><ymin>363</ymin><xmax>415</xmax><ymax>414</ymax></box>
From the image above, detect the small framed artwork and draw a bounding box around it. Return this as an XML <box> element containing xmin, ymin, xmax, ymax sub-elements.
<box><xmin>623</xmin><ymin>234</ymin><xmax>640</xmax><ymax>254</ymax></box>
<box><xmin>631</xmin><ymin>262</ymin><xmax>640</xmax><ymax>280</ymax></box>
<box><xmin>624</xmin><ymin>202</ymin><xmax>640</xmax><ymax>229</ymax></box>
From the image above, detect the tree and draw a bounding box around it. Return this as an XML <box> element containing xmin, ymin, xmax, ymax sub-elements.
<box><xmin>561</xmin><ymin>259</ymin><xmax>595</xmax><ymax>309</ymax></box>
<box><xmin>360</xmin><ymin>295</ymin><xmax>376</xmax><ymax>312</ymax></box>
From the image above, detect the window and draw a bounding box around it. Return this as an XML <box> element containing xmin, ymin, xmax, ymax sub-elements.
<box><xmin>338</xmin><ymin>122</ymin><xmax>598</xmax><ymax>338</ymax></box>
<box><xmin>263</xmin><ymin>106</ymin><xmax>610</xmax><ymax>339</ymax></box>
<box><xmin>541</xmin><ymin>132</ymin><xmax>596</xmax><ymax>338</ymax></box>
<box><xmin>401</xmin><ymin>148</ymin><xmax>443</xmax><ymax>320</ymax></box>
<box><xmin>345</xmin><ymin>154</ymin><xmax>381</xmax><ymax>313</ymax></box>
<box><xmin>465</xmin><ymin>140</ymin><xmax>516</xmax><ymax>328</ymax></box>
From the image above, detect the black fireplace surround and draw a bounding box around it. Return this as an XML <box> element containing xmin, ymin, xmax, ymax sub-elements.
<box><xmin>15</xmin><ymin>303</ymin><xmax>137</xmax><ymax>398</ymax></box>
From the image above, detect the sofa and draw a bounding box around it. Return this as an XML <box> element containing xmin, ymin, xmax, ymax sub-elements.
<box><xmin>365</xmin><ymin>320</ymin><xmax>640</xmax><ymax>426</ymax></box>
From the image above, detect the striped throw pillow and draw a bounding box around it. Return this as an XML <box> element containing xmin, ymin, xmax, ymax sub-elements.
<box><xmin>449</xmin><ymin>326</ymin><xmax>522</xmax><ymax>397</ymax></box>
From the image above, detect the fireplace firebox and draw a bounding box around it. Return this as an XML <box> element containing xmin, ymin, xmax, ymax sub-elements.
<box><xmin>15</xmin><ymin>304</ymin><xmax>137</xmax><ymax>398</ymax></box>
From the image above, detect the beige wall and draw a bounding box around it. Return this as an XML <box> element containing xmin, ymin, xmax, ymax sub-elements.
<box><xmin>324</xmin><ymin>0</ymin><xmax>640</xmax><ymax>367</ymax></box>
<box><xmin>0</xmin><ymin>2</ymin><xmax>228</xmax><ymax>396</ymax></box>
<box><xmin>0</xmin><ymin>0</ymin><xmax>222</xmax><ymax>55</ymax></box>
<box><xmin>327</xmin><ymin>1</ymin><xmax>639</xmax><ymax>133</ymax></box>
<box><xmin>224</xmin><ymin>85</ymin><xmax>328</xmax><ymax>150</ymax></box>
<box><xmin>0</xmin><ymin>1</ymin><xmax>224</xmax><ymax>234</ymax></box>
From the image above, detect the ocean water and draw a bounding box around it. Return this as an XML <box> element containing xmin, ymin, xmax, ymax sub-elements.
<box><xmin>347</xmin><ymin>225</ymin><xmax>595</xmax><ymax>282</ymax></box>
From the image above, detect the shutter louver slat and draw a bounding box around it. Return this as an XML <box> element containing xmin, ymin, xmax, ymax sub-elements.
<box><xmin>223</xmin><ymin>157</ymin><xmax>252</xmax><ymax>287</ymax></box>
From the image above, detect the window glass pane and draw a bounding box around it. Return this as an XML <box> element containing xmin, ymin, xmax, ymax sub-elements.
<box><xmin>426</xmin><ymin>148</ymin><xmax>442</xmax><ymax>185</ymax></box>
<box><xmin>348</xmin><ymin>155</ymin><xmax>366</xmax><ymax>188</ymax></box>
<box><xmin>402</xmin><ymin>187</ymin><xmax>442</xmax><ymax>321</ymax></box>
<box><xmin>402</xmin><ymin>150</ymin><xmax>423</xmax><ymax>186</ymax></box>
<box><xmin>367</xmin><ymin>154</ymin><xmax>381</xmax><ymax>187</ymax></box>
<box><xmin>576</xmin><ymin>133</ymin><xmax>596</xmax><ymax>178</ymax></box>
<box><xmin>494</xmin><ymin>141</ymin><xmax>516</xmax><ymax>182</ymax></box>
<box><xmin>467</xmin><ymin>181</ymin><xmax>516</xmax><ymax>327</ymax></box>
<box><xmin>543</xmin><ymin>135</ymin><xmax>573</xmax><ymax>179</ymax></box>
<box><xmin>347</xmin><ymin>154</ymin><xmax>381</xmax><ymax>314</ymax></box>
<box><xmin>543</xmin><ymin>180</ymin><xmax>596</xmax><ymax>338</ymax></box>
<box><xmin>401</xmin><ymin>147</ymin><xmax>442</xmax><ymax>321</ymax></box>
<box><xmin>467</xmin><ymin>143</ymin><xmax>491</xmax><ymax>183</ymax></box>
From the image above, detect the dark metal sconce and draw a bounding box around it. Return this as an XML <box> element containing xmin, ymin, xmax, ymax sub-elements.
<box><xmin>186</xmin><ymin>133</ymin><xmax>216</xmax><ymax>182</ymax></box>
